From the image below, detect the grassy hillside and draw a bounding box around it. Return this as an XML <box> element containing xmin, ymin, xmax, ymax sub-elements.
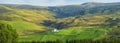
<box><xmin>19</xmin><ymin>27</ymin><xmax>111</xmax><ymax>42</ymax></box>
<box><xmin>0</xmin><ymin>5</ymin><xmax>55</xmax><ymax>35</ymax></box>
<box><xmin>0</xmin><ymin>20</ymin><xmax>46</xmax><ymax>35</ymax></box>
<box><xmin>0</xmin><ymin>5</ymin><xmax>55</xmax><ymax>23</ymax></box>
<box><xmin>0</xmin><ymin>2</ymin><xmax>120</xmax><ymax>43</ymax></box>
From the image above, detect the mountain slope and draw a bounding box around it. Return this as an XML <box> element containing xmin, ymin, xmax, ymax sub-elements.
<box><xmin>0</xmin><ymin>5</ymin><xmax>55</xmax><ymax>35</ymax></box>
<box><xmin>0</xmin><ymin>2</ymin><xmax>120</xmax><ymax>42</ymax></box>
<box><xmin>47</xmin><ymin>2</ymin><xmax>120</xmax><ymax>18</ymax></box>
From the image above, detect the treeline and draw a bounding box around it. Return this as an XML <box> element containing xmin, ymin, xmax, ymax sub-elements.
<box><xmin>19</xmin><ymin>38</ymin><xmax>120</xmax><ymax>43</ymax></box>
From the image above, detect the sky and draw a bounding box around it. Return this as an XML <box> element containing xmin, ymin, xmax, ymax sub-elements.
<box><xmin>0</xmin><ymin>0</ymin><xmax>120</xmax><ymax>6</ymax></box>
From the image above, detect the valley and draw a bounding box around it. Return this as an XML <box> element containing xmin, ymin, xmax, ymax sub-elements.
<box><xmin>0</xmin><ymin>2</ymin><xmax>120</xmax><ymax>43</ymax></box>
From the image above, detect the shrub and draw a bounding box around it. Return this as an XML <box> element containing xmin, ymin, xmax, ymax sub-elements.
<box><xmin>0</xmin><ymin>22</ymin><xmax>18</xmax><ymax>43</ymax></box>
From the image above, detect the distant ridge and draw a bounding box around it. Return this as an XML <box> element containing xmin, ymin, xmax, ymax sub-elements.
<box><xmin>0</xmin><ymin>2</ymin><xmax>120</xmax><ymax>7</ymax></box>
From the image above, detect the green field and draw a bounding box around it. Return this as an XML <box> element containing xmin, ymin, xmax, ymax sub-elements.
<box><xmin>0</xmin><ymin>20</ymin><xmax>46</xmax><ymax>35</ymax></box>
<box><xmin>19</xmin><ymin>27</ymin><xmax>112</xmax><ymax>42</ymax></box>
<box><xmin>0</xmin><ymin>2</ymin><xmax>120</xmax><ymax>43</ymax></box>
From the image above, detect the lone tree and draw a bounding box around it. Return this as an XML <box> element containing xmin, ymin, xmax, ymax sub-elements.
<box><xmin>0</xmin><ymin>22</ymin><xmax>18</xmax><ymax>43</ymax></box>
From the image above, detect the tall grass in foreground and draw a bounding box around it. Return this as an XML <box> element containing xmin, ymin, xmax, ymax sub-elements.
<box><xmin>19</xmin><ymin>38</ymin><xmax>120</xmax><ymax>43</ymax></box>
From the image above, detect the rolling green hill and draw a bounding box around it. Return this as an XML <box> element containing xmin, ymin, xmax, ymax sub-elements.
<box><xmin>0</xmin><ymin>2</ymin><xmax>120</xmax><ymax>43</ymax></box>
<box><xmin>0</xmin><ymin>5</ymin><xmax>55</xmax><ymax>35</ymax></box>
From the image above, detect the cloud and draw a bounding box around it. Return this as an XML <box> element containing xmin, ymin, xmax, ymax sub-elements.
<box><xmin>0</xmin><ymin>0</ymin><xmax>120</xmax><ymax>6</ymax></box>
<box><xmin>83</xmin><ymin>0</ymin><xmax>120</xmax><ymax>3</ymax></box>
